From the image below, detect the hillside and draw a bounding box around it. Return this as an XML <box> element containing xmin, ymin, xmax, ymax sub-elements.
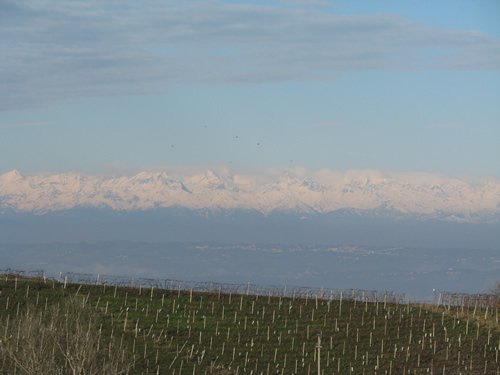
<box><xmin>0</xmin><ymin>273</ymin><xmax>498</xmax><ymax>374</ymax></box>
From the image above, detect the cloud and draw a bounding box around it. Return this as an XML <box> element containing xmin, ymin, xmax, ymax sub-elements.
<box><xmin>1</xmin><ymin>0</ymin><xmax>499</xmax><ymax>110</ymax></box>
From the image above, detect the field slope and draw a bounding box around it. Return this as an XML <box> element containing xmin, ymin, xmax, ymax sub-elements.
<box><xmin>0</xmin><ymin>275</ymin><xmax>498</xmax><ymax>374</ymax></box>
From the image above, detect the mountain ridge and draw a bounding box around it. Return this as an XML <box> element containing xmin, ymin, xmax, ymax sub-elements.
<box><xmin>1</xmin><ymin>169</ymin><xmax>499</xmax><ymax>223</ymax></box>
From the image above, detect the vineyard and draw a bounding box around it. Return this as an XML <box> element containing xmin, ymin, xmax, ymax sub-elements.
<box><xmin>0</xmin><ymin>273</ymin><xmax>498</xmax><ymax>374</ymax></box>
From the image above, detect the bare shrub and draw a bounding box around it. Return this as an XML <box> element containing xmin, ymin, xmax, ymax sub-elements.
<box><xmin>0</xmin><ymin>297</ymin><xmax>132</xmax><ymax>374</ymax></box>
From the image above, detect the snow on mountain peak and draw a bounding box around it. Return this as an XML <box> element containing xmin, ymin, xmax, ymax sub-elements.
<box><xmin>1</xmin><ymin>169</ymin><xmax>24</xmax><ymax>182</ymax></box>
<box><xmin>0</xmin><ymin>168</ymin><xmax>499</xmax><ymax>222</ymax></box>
<box><xmin>130</xmin><ymin>171</ymin><xmax>170</xmax><ymax>184</ymax></box>
<box><xmin>187</xmin><ymin>169</ymin><xmax>230</xmax><ymax>191</ymax></box>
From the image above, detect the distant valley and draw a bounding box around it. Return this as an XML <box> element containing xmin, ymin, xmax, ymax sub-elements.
<box><xmin>1</xmin><ymin>242</ymin><xmax>498</xmax><ymax>300</ymax></box>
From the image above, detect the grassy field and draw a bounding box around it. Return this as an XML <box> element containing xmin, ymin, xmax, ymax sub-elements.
<box><xmin>0</xmin><ymin>274</ymin><xmax>498</xmax><ymax>374</ymax></box>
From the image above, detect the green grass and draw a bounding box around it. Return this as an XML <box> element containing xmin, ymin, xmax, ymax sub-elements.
<box><xmin>0</xmin><ymin>275</ymin><xmax>498</xmax><ymax>374</ymax></box>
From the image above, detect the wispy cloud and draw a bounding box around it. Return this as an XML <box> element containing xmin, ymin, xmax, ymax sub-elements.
<box><xmin>1</xmin><ymin>0</ymin><xmax>499</xmax><ymax>110</ymax></box>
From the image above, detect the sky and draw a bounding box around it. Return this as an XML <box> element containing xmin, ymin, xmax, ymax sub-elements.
<box><xmin>1</xmin><ymin>0</ymin><xmax>499</xmax><ymax>177</ymax></box>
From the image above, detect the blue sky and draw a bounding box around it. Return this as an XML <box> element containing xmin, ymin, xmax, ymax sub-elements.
<box><xmin>1</xmin><ymin>0</ymin><xmax>499</xmax><ymax>176</ymax></box>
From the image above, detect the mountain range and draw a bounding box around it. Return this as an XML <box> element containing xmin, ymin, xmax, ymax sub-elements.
<box><xmin>1</xmin><ymin>169</ymin><xmax>499</xmax><ymax>223</ymax></box>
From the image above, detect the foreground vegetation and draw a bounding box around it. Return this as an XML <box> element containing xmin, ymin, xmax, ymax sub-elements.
<box><xmin>0</xmin><ymin>275</ymin><xmax>498</xmax><ymax>374</ymax></box>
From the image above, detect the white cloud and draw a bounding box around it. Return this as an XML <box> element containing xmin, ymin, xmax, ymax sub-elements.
<box><xmin>1</xmin><ymin>0</ymin><xmax>499</xmax><ymax>109</ymax></box>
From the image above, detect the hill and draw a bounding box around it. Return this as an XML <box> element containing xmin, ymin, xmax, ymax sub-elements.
<box><xmin>0</xmin><ymin>273</ymin><xmax>498</xmax><ymax>374</ymax></box>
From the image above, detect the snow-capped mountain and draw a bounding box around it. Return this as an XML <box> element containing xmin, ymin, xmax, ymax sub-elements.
<box><xmin>0</xmin><ymin>169</ymin><xmax>499</xmax><ymax>222</ymax></box>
